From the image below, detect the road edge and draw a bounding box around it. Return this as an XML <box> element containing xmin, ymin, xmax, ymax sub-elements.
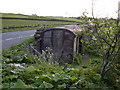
<box><xmin>0</xmin><ymin>13</ymin><xmax>2</xmax><ymax>88</ymax></box>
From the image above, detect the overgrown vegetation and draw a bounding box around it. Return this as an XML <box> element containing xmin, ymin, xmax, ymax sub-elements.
<box><xmin>1</xmin><ymin>14</ymin><xmax>120</xmax><ymax>89</ymax></box>
<box><xmin>81</xmin><ymin>17</ymin><xmax>120</xmax><ymax>88</ymax></box>
<box><xmin>1</xmin><ymin>38</ymin><xmax>104</xmax><ymax>88</ymax></box>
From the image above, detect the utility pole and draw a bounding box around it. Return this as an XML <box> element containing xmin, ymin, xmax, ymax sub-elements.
<box><xmin>91</xmin><ymin>0</ymin><xmax>94</xmax><ymax>18</ymax></box>
<box><xmin>118</xmin><ymin>1</ymin><xmax>120</xmax><ymax>25</ymax></box>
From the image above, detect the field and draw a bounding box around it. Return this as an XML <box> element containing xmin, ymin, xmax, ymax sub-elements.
<box><xmin>1</xmin><ymin>13</ymin><xmax>82</xmax><ymax>32</ymax></box>
<box><xmin>2</xmin><ymin>13</ymin><xmax>82</xmax><ymax>22</ymax></box>
<box><xmin>2</xmin><ymin>19</ymin><xmax>75</xmax><ymax>32</ymax></box>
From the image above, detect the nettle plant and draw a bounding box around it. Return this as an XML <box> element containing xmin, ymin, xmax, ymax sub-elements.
<box><xmin>82</xmin><ymin>18</ymin><xmax>120</xmax><ymax>80</ymax></box>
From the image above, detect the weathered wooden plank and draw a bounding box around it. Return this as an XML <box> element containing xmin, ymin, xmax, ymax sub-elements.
<box><xmin>42</xmin><ymin>31</ymin><xmax>52</xmax><ymax>50</ymax></box>
<box><xmin>33</xmin><ymin>28</ymin><xmax>82</xmax><ymax>64</ymax></box>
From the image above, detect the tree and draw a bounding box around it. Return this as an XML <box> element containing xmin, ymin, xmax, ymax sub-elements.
<box><xmin>82</xmin><ymin>17</ymin><xmax>120</xmax><ymax>80</ymax></box>
<box><xmin>93</xmin><ymin>19</ymin><xmax>120</xmax><ymax>80</ymax></box>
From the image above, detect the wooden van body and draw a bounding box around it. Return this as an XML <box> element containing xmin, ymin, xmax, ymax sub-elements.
<box><xmin>34</xmin><ymin>27</ymin><xmax>81</xmax><ymax>63</ymax></box>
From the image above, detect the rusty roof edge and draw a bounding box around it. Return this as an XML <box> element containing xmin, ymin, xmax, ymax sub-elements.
<box><xmin>38</xmin><ymin>27</ymin><xmax>80</xmax><ymax>37</ymax></box>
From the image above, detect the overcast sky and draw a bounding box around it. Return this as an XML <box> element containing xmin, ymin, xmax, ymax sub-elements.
<box><xmin>0</xmin><ymin>0</ymin><xmax>120</xmax><ymax>18</ymax></box>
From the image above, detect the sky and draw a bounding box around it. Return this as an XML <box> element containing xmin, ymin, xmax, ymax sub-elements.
<box><xmin>0</xmin><ymin>0</ymin><xmax>120</xmax><ymax>18</ymax></box>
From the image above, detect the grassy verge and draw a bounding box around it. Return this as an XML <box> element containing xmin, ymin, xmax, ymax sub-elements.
<box><xmin>2</xmin><ymin>38</ymin><xmax>36</xmax><ymax>63</ymax></box>
<box><xmin>1</xmin><ymin>38</ymin><xmax>113</xmax><ymax>89</ymax></box>
<box><xmin>2</xmin><ymin>24</ymin><xmax>65</xmax><ymax>33</ymax></box>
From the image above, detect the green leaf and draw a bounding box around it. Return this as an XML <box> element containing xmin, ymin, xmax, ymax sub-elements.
<box><xmin>26</xmin><ymin>66</ymin><xmax>36</xmax><ymax>72</ymax></box>
<box><xmin>4</xmin><ymin>58</ymin><xmax>13</xmax><ymax>63</ymax></box>
<box><xmin>70</xmin><ymin>77</ymin><xmax>77</xmax><ymax>81</ymax></box>
<box><xmin>79</xmin><ymin>74</ymin><xmax>85</xmax><ymax>80</ymax></box>
<box><xmin>39</xmin><ymin>81</ymin><xmax>53</xmax><ymax>88</ymax></box>
<box><xmin>2</xmin><ymin>83</ymin><xmax>10</xmax><ymax>88</ymax></box>
<box><xmin>33</xmin><ymin>78</ymin><xmax>42</xmax><ymax>87</ymax></box>
<box><xmin>0</xmin><ymin>85</ymin><xmax>2</xmax><ymax>88</ymax></box>
<box><xmin>11</xmin><ymin>79</ymin><xmax>27</xmax><ymax>88</ymax></box>
<box><xmin>51</xmin><ymin>73</ymin><xmax>71</xmax><ymax>81</ymax></box>
<box><xmin>58</xmin><ymin>83</ymin><xmax>67</xmax><ymax>88</ymax></box>
<box><xmin>70</xmin><ymin>86</ymin><xmax>77</xmax><ymax>89</ymax></box>
<box><xmin>9</xmin><ymin>75</ymin><xmax>18</xmax><ymax>80</ymax></box>
<box><xmin>39</xmin><ymin>74</ymin><xmax>52</xmax><ymax>81</ymax></box>
<box><xmin>93</xmin><ymin>74</ymin><xmax>101</xmax><ymax>81</ymax></box>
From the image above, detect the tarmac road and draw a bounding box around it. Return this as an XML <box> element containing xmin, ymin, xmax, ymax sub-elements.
<box><xmin>2</xmin><ymin>30</ymin><xmax>36</xmax><ymax>50</ymax></box>
<box><xmin>1</xmin><ymin>25</ymin><xmax>82</xmax><ymax>50</ymax></box>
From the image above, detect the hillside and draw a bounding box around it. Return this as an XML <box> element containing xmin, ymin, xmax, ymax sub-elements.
<box><xmin>1</xmin><ymin>13</ymin><xmax>82</xmax><ymax>32</ymax></box>
<box><xmin>1</xmin><ymin>13</ymin><xmax>81</xmax><ymax>22</ymax></box>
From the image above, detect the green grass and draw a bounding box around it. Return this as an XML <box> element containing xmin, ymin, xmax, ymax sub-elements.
<box><xmin>1</xmin><ymin>13</ymin><xmax>46</xmax><ymax>19</ymax></box>
<box><xmin>1</xmin><ymin>13</ymin><xmax>82</xmax><ymax>22</ymax></box>
<box><xmin>2</xmin><ymin>19</ymin><xmax>73</xmax><ymax>28</ymax></box>
<box><xmin>2</xmin><ymin>25</ymin><xmax>61</xmax><ymax>33</ymax></box>
<box><xmin>2</xmin><ymin>36</ymin><xmax>118</xmax><ymax>89</ymax></box>
<box><xmin>1</xmin><ymin>13</ymin><xmax>82</xmax><ymax>32</ymax></box>
<box><xmin>2</xmin><ymin>38</ymin><xmax>111</xmax><ymax>89</ymax></box>
<box><xmin>2</xmin><ymin>19</ymin><xmax>74</xmax><ymax>32</ymax></box>
<box><xmin>45</xmin><ymin>16</ymin><xmax>82</xmax><ymax>22</ymax></box>
<box><xmin>2</xmin><ymin>38</ymin><xmax>36</xmax><ymax>63</ymax></box>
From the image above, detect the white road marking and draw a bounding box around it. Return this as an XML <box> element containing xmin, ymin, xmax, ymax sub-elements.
<box><xmin>30</xmin><ymin>34</ymin><xmax>34</xmax><ymax>36</ymax></box>
<box><xmin>2</xmin><ymin>34</ymin><xmax>34</xmax><ymax>42</ymax></box>
<box><xmin>5</xmin><ymin>38</ymin><xmax>13</xmax><ymax>41</ymax></box>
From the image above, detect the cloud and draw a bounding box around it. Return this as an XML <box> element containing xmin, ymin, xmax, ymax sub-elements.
<box><xmin>0</xmin><ymin>0</ymin><xmax>119</xmax><ymax>18</ymax></box>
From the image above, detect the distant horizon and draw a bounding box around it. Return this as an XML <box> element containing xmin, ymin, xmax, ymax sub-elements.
<box><xmin>1</xmin><ymin>0</ymin><xmax>120</xmax><ymax>19</ymax></box>
<box><xmin>1</xmin><ymin>12</ymin><xmax>118</xmax><ymax>19</ymax></box>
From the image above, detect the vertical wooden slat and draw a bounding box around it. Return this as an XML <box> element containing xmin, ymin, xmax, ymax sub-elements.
<box><xmin>61</xmin><ymin>30</ymin><xmax>65</xmax><ymax>56</ymax></box>
<box><xmin>51</xmin><ymin>31</ymin><xmax>53</xmax><ymax>48</ymax></box>
<box><xmin>38</xmin><ymin>29</ymin><xmax>78</xmax><ymax>63</ymax></box>
<box><xmin>73</xmin><ymin>37</ymin><xmax>77</xmax><ymax>57</ymax></box>
<box><xmin>42</xmin><ymin>31</ymin><xmax>52</xmax><ymax>50</ymax></box>
<box><xmin>77</xmin><ymin>36</ymin><xmax>80</xmax><ymax>54</ymax></box>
